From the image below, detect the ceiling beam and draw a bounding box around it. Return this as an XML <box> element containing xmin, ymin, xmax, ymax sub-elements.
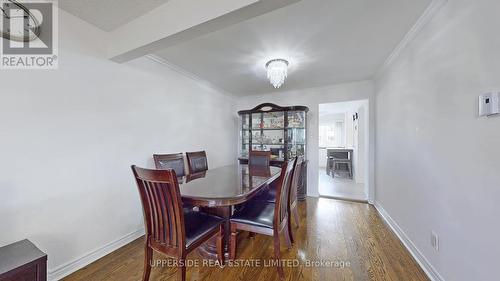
<box><xmin>108</xmin><ymin>0</ymin><xmax>301</xmax><ymax>63</ymax></box>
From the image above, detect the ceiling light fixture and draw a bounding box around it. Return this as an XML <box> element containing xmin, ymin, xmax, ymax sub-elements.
<box><xmin>0</xmin><ymin>0</ymin><xmax>41</xmax><ymax>42</ymax></box>
<box><xmin>266</xmin><ymin>59</ymin><xmax>289</xmax><ymax>88</ymax></box>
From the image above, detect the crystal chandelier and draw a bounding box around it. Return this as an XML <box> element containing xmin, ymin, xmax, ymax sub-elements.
<box><xmin>266</xmin><ymin>59</ymin><xmax>289</xmax><ymax>88</ymax></box>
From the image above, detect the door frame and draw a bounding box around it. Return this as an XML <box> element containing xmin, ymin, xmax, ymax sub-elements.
<box><xmin>315</xmin><ymin>99</ymin><xmax>374</xmax><ymax>203</ymax></box>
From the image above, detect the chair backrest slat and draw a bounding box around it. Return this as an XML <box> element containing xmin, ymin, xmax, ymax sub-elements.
<box><xmin>186</xmin><ymin>151</ymin><xmax>208</xmax><ymax>174</ymax></box>
<box><xmin>290</xmin><ymin>156</ymin><xmax>304</xmax><ymax>205</ymax></box>
<box><xmin>160</xmin><ymin>186</ymin><xmax>171</xmax><ymax>245</ymax></box>
<box><xmin>165</xmin><ymin>184</ymin><xmax>178</xmax><ymax>246</ymax></box>
<box><xmin>156</xmin><ymin>183</ymin><xmax>168</xmax><ymax>243</ymax></box>
<box><xmin>274</xmin><ymin>158</ymin><xmax>297</xmax><ymax>226</ymax></box>
<box><xmin>148</xmin><ymin>181</ymin><xmax>160</xmax><ymax>241</ymax></box>
<box><xmin>132</xmin><ymin>166</ymin><xmax>185</xmax><ymax>250</ymax></box>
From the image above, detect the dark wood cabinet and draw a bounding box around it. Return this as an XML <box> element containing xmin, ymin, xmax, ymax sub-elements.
<box><xmin>0</xmin><ymin>240</ymin><xmax>47</xmax><ymax>281</ymax></box>
<box><xmin>238</xmin><ymin>103</ymin><xmax>309</xmax><ymax>200</ymax></box>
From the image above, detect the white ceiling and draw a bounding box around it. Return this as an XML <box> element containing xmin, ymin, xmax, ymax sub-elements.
<box><xmin>154</xmin><ymin>0</ymin><xmax>432</xmax><ymax>96</ymax></box>
<box><xmin>59</xmin><ymin>0</ymin><xmax>170</xmax><ymax>31</ymax></box>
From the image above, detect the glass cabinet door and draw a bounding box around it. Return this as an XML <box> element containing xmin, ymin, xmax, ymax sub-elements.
<box><xmin>287</xmin><ymin>128</ymin><xmax>306</xmax><ymax>158</ymax></box>
<box><xmin>239</xmin><ymin>114</ymin><xmax>250</xmax><ymax>158</ymax></box>
<box><xmin>240</xmin><ymin>129</ymin><xmax>249</xmax><ymax>158</ymax></box>
<box><xmin>240</xmin><ymin>144</ymin><xmax>250</xmax><ymax>158</ymax></box>
<box><xmin>241</xmin><ymin>129</ymin><xmax>250</xmax><ymax>143</ymax></box>
<box><xmin>261</xmin><ymin>111</ymin><xmax>284</xmax><ymax>146</ymax></box>
<box><xmin>287</xmin><ymin>111</ymin><xmax>305</xmax><ymax>128</ymax></box>
<box><xmin>261</xmin><ymin>129</ymin><xmax>285</xmax><ymax>160</ymax></box>
<box><xmin>240</xmin><ymin>108</ymin><xmax>307</xmax><ymax>161</ymax></box>
<box><xmin>286</xmin><ymin>111</ymin><xmax>306</xmax><ymax>159</ymax></box>
<box><xmin>251</xmin><ymin>113</ymin><xmax>262</xmax><ymax>129</ymax></box>
<box><xmin>262</xmin><ymin>112</ymin><xmax>284</xmax><ymax>129</ymax></box>
<box><xmin>261</xmin><ymin>129</ymin><xmax>284</xmax><ymax>146</ymax></box>
<box><xmin>241</xmin><ymin>113</ymin><xmax>250</xmax><ymax>130</ymax></box>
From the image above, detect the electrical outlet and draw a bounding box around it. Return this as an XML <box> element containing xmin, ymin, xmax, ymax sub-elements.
<box><xmin>431</xmin><ymin>231</ymin><xmax>439</xmax><ymax>252</ymax></box>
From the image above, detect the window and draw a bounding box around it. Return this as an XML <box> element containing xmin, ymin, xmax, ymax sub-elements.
<box><xmin>319</xmin><ymin>121</ymin><xmax>344</xmax><ymax>147</ymax></box>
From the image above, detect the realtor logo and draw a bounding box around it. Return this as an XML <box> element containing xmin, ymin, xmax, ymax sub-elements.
<box><xmin>1</xmin><ymin>0</ymin><xmax>58</xmax><ymax>69</ymax></box>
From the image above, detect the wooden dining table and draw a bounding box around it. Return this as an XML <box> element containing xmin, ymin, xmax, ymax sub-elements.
<box><xmin>178</xmin><ymin>164</ymin><xmax>281</xmax><ymax>259</ymax></box>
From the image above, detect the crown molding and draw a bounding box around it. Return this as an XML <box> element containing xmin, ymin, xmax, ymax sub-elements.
<box><xmin>145</xmin><ymin>54</ymin><xmax>235</xmax><ymax>98</ymax></box>
<box><xmin>374</xmin><ymin>0</ymin><xmax>449</xmax><ymax>79</ymax></box>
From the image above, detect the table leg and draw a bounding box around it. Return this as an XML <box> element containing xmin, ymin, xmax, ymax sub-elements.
<box><xmin>198</xmin><ymin>206</ymin><xmax>232</xmax><ymax>260</ymax></box>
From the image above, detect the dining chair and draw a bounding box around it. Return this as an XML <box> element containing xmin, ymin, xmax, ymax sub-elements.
<box><xmin>153</xmin><ymin>153</ymin><xmax>186</xmax><ymax>177</ymax></box>
<box><xmin>229</xmin><ymin>158</ymin><xmax>297</xmax><ymax>280</ymax></box>
<box><xmin>247</xmin><ymin>150</ymin><xmax>272</xmax><ymax>214</ymax></box>
<box><xmin>248</xmin><ymin>150</ymin><xmax>271</xmax><ymax>168</ymax></box>
<box><xmin>252</xmin><ymin>156</ymin><xmax>302</xmax><ymax>240</ymax></box>
<box><xmin>186</xmin><ymin>151</ymin><xmax>208</xmax><ymax>174</ymax></box>
<box><xmin>248</xmin><ymin>165</ymin><xmax>271</xmax><ymax>178</ymax></box>
<box><xmin>289</xmin><ymin>156</ymin><xmax>304</xmax><ymax>229</ymax></box>
<box><xmin>131</xmin><ymin>166</ymin><xmax>224</xmax><ymax>281</ymax></box>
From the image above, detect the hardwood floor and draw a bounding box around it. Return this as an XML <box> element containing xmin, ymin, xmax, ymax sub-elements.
<box><xmin>63</xmin><ymin>198</ymin><xmax>429</xmax><ymax>281</ymax></box>
<box><xmin>318</xmin><ymin>172</ymin><xmax>367</xmax><ymax>201</ymax></box>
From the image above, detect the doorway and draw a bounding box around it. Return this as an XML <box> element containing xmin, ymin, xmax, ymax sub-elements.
<box><xmin>318</xmin><ymin>100</ymin><xmax>369</xmax><ymax>202</ymax></box>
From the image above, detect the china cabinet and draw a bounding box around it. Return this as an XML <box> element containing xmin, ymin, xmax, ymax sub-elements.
<box><xmin>237</xmin><ymin>103</ymin><xmax>309</xmax><ymax>200</ymax></box>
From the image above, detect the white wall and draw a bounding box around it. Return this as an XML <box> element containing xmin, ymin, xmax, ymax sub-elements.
<box><xmin>374</xmin><ymin>0</ymin><xmax>500</xmax><ymax>280</ymax></box>
<box><xmin>353</xmin><ymin>104</ymin><xmax>367</xmax><ymax>184</ymax></box>
<box><xmin>0</xmin><ymin>10</ymin><xmax>237</xmax><ymax>279</ymax></box>
<box><xmin>236</xmin><ymin>81</ymin><xmax>375</xmax><ymax>200</ymax></box>
<box><xmin>345</xmin><ymin>110</ymin><xmax>355</xmax><ymax>148</ymax></box>
<box><xmin>318</xmin><ymin>112</ymin><xmax>345</xmax><ymax>168</ymax></box>
<box><xmin>319</xmin><ymin>113</ymin><xmax>345</xmax><ymax>126</ymax></box>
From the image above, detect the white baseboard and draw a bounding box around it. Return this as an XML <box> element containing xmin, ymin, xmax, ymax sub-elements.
<box><xmin>48</xmin><ymin>228</ymin><xmax>145</xmax><ymax>281</ymax></box>
<box><xmin>374</xmin><ymin>202</ymin><xmax>444</xmax><ymax>281</ymax></box>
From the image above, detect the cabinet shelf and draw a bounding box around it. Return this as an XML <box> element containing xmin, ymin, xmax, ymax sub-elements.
<box><xmin>243</xmin><ymin>127</ymin><xmax>305</xmax><ymax>131</ymax></box>
<box><xmin>244</xmin><ymin>143</ymin><xmax>305</xmax><ymax>145</ymax></box>
<box><xmin>244</xmin><ymin>128</ymin><xmax>284</xmax><ymax>131</ymax></box>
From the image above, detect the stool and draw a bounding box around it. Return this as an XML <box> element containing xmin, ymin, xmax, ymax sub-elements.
<box><xmin>332</xmin><ymin>159</ymin><xmax>352</xmax><ymax>179</ymax></box>
<box><xmin>326</xmin><ymin>156</ymin><xmax>335</xmax><ymax>175</ymax></box>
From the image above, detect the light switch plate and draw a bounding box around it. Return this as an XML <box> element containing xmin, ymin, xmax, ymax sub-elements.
<box><xmin>479</xmin><ymin>93</ymin><xmax>500</xmax><ymax>117</ymax></box>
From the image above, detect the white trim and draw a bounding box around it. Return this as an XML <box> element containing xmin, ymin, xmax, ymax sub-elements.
<box><xmin>48</xmin><ymin>229</ymin><xmax>145</xmax><ymax>281</ymax></box>
<box><xmin>317</xmin><ymin>98</ymin><xmax>373</xmax><ymax>204</ymax></box>
<box><xmin>374</xmin><ymin>0</ymin><xmax>448</xmax><ymax>79</ymax></box>
<box><xmin>145</xmin><ymin>54</ymin><xmax>234</xmax><ymax>97</ymax></box>
<box><xmin>374</xmin><ymin>202</ymin><xmax>444</xmax><ymax>281</ymax></box>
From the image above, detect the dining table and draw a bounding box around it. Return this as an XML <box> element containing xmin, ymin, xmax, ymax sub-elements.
<box><xmin>178</xmin><ymin>163</ymin><xmax>281</xmax><ymax>259</ymax></box>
